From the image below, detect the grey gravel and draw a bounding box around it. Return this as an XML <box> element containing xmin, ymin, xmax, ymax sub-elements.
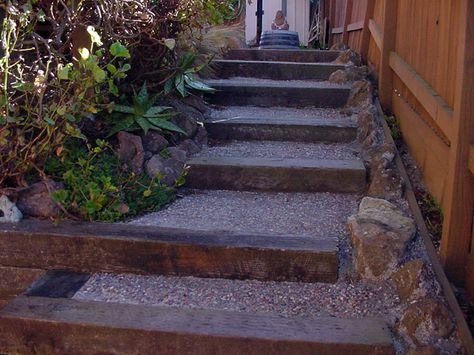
<box><xmin>194</xmin><ymin>141</ymin><xmax>359</xmax><ymax>160</ymax></box>
<box><xmin>75</xmin><ymin>274</ymin><xmax>401</xmax><ymax>321</ymax></box>
<box><xmin>205</xmin><ymin>77</ymin><xmax>351</xmax><ymax>89</ymax></box>
<box><xmin>130</xmin><ymin>189</ymin><xmax>361</xmax><ymax>239</ymax></box>
<box><xmin>208</xmin><ymin>105</ymin><xmax>357</xmax><ymax>121</ymax></box>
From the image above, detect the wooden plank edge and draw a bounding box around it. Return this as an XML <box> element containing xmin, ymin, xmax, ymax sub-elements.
<box><xmin>347</xmin><ymin>20</ymin><xmax>364</xmax><ymax>32</ymax></box>
<box><xmin>389</xmin><ymin>51</ymin><xmax>454</xmax><ymax>141</ymax></box>
<box><xmin>332</xmin><ymin>26</ymin><xmax>344</xmax><ymax>34</ymax></box>
<box><xmin>0</xmin><ymin>222</ymin><xmax>338</xmax><ymax>283</ymax></box>
<box><xmin>375</xmin><ymin>99</ymin><xmax>474</xmax><ymax>353</ymax></box>
<box><xmin>368</xmin><ymin>18</ymin><xmax>383</xmax><ymax>51</ymax></box>
<box><xmin>0</xmin><ymin>296</ymin><xmax>395</xmax><ymax>354</ymax></box>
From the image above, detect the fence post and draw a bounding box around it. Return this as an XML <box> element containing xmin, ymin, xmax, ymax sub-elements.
<box><xmin>360</xmin><ymin>0</ymin><xmax>376</xmax><ymax>63</ymax></box>
<box><xmin>329</xmin><ymin>0</ymin><xmax>336</xmax><ymax>47</ymax></box>
<box><xmin>342</xmin><ymin>0</ymin><xmax>353</xmax><ymax>45</ymax></box>
<box><xmin>378</xmin><ymin>0</ymin><xmax>397</xmax><ymax>112</ymax></box>
<box><xmin>440</xmin><ymin>0</ymin><xmax>474</xmax><ymax>284</ymax></box>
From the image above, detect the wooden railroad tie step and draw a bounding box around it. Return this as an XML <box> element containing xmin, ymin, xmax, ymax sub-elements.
<box><xmin>203</xmin><ymin>79</ymin><xmax>351</xmax><ymax>108</ymax></box>
<box><xmin>0</xmin><ymin>221</ymin><xmax>338</xmax><ymax>283</ymax></box>
<box><xmin>225</xmin><ymin>48</ymin><xmax>343</xmax><ymax>63</ymax></box>
<box><xmin>214</xmin><ymin>59</ymin><xmax>346</xmax><ymax>81</ymax></box>
<box><xmin>186</xmin><ymin>156</ymin><xmax>366</xmax><ymax>193</ymax></box>
<box><xmin>0</xmin><ymin>271</ymin><xmax>394</xmax><ymax>355</ymax></box>
<box><xmin>204</xmin><ymin>117</ymin><xmax>358</xmax><ymax>143</ymax></box>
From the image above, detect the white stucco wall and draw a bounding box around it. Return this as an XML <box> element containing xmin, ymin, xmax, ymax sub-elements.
<box><xmin>245</xmin><ymin>0</ymin><xmax>310</xmax><ymax>46</ymax></box>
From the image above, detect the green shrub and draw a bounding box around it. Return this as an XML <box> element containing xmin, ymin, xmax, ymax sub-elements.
<box><xmin>45</xmin><ymin>140</ymin><xmax>174</xmax><ymax>222</ymax></box>
<box><xmin>108</xmin><ymin>83</ymin><xmax>184</xmax><ymax>137</ymax></box>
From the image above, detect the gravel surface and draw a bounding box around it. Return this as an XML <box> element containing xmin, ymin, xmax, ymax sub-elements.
<box><xmin>194</xmin><ymin>141</ymin><xmax>360</xmax><ymax>160</ymax></box>
<box><xmin>130</xmin><ymin>189</ymin><xmax>361</xmax><ymax>240</ymax></box>
<box><xmin>75</xmin><ymin>274</ymin><xmax>400</xmax><ymax>321</ymax></box>
<box><xmin>205</xmin><ymin>77</ymin><xmax>351</xmax><ymax>89</ymax></box>
<box><xmin>207</xmin><ymin>105</ymin><xmax>357</xmax><ymax>121</ymax></box>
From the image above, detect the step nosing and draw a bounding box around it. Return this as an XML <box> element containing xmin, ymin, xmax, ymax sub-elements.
<box><xmin>0</xmin><ymin>221</ymin><xmax>337</xmax><ymax>252</ymax></box>
<box><xmin>188</xmin><ymin>156</ymin><xmax>365</xmax><ymax>169</ymax></box>
<box><xmin>213</xmin><ymin>59</ymin><xmax>348</xmax><ymax>67</ymax></box>
<box><xmin>2</xmin><ymin>296</ymin><xmax>394</xmax><ymax>347</ymax></box>
<box><xmin>206</xmin><ymin>118</ymin><xmax>358</xmax><ymax>127</ymax></box>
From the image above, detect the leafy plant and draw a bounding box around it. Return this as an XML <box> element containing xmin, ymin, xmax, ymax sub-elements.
<box><xmin>108</xmin><ymin>83</ymin><xmax>185</xmax><ymax>137</ymax></box>
<box><xmin>164</xmin><ymin>53</ymin><xmax>215</xmax><ymax>98</ymax></box>
<box><xmin>46</xmin><ymin>139</ymin><xmax>174</xmax><ymax>222</ymax></box>
<box><xmin>0</xmin><ymin>5</ymin><xmax>130</xmax><ymax>186</ymax></box>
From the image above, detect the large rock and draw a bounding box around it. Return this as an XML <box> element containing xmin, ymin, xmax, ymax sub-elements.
<box><xmin>168</xmin><ymin>98</ymin><xmax>202</xmax><ymax>138</ymax></box>
<box><xmin>17</xmin><ymin>180</ymin><xmax>63</xmax><ymax>218</ymax></box>
<box><xmin>368</xmin><ymin>166</ymin><xmax>404</xmax><ymax>200</ymax></box>
<box><xmin>193</xmin><ymin>125</ymin><xmax>208</xmax><ymax>148</ymax></box>
<box><xmin>178</xmin><ymin>139</ymin><xmax>201</xmax><ymax>157</ymax></box>
<box><xmin>142</xmin><ymin>132</ymin><xmax>169</xmax><ymax>154</ymax></box>
<box><xmin>347</xmin><ymin>80</ymin><xmax>373</xmax><ymax>109</ymax></box>
<box><xmin>146</xmin><ymin>148</ymin><xmax>187</xmax><ymax>186</ymax></box>
<box><xmin>391</xmin><ymin>259</ymin><xmax>440</xmax><ymax>303</ymax></box>
<box><xmin>348</xmin><ymin>217</ymin><xmax>411</xmax><ymax>280</ymax></box>
<box><xmin>357</xmin><ymin>197</ymin><xmax>416</xmax><ymax>238</ymax></box>
<box><xmin>0</xmin><ymin>195</ymin><xmax>22</xmax><ymax>222</ymax></box>
<box><xmin>397</xmin><ymin>298</ymin><xmax>454</xmax><ymax>347</ymax></box>
<box><xmin>348</xmin><ymin>197</ymin><xmax>416</xmax><ymax>280</ymax></box>
<box><xmin>329</xmin><ymin>66</ymin><xmax>369</xmax><ymax>84</ymax></box>
<box><xmin>357</xmin><ymin>108</ymin><xmax>380</xmax><ymax>145</ymax></box>
<box><xmin>333</xmin><ymin>49</ymin><xmax>362</xmax><ymax>66</ymax></box>
<box><xmin>182</xmin><ymin>95</ymin><xmax>210</xmax><ymax>115</ymax></box>
<box><xmin>0</xmin><ymin>180</ymin><xmax>63</xmax><ymax>218</ymax></box>
<box><xmin>117</xmin><ymin>131</ymin><xmax>145</xmax><ymax>174</ymax></box>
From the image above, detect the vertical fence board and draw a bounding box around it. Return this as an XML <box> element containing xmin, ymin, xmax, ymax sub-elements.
<box><xmin>439</xmin><ymin>0</ymin><xmax>474</xmax><ymax>283</ymax></box>
<box><xmin>378</xmin><ymin>0</ymin><xmax>398</xmax><ymax>111</ymax></box>
<box><xmin>360</xmin><ymin>0</ymin><xmax>375</xmax><ymax>62</ymax></box>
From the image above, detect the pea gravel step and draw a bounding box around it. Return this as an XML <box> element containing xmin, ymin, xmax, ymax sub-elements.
<box><xmin>194</xmin><ymin>141</ymin><xmax>359</xmax><ymax>160</ymax></box>
<box><xmin>131</xmin><ymin>190</ymin><xmax>360</xmax><ymax>239</ymax></box>
<box><xmin>208</xmin><ymin>106</ymin><xmax>356</xmax><ymax>121</ymax></box>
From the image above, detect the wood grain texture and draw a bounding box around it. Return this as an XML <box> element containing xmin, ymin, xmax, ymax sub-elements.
<box><xmin>342</xmin><ymin>0</ymin><xmax>353</xmax><ymax>44</ymax></box>
<box><xmin>360</xmin><ymin>0</ymin><xmax>375</xmax><ymax>62</ymax></box>
<box><xmin>0</xmin><ymin>296</ymin><xmax>394</xmax><ymax>355</ymax></box>
<box><xmin>0</xmin><ymin>266</ymin><xmax>44</xmax><ymax>300</ymax></box>
<box><xmin>205</xmin><ymin>118</ymin><xmax>358</xmax><ymax>143</ymax></box>
<box><xmin>378</xmin><ymin>0</ymin><xmax>398</xmax><ymax>111</ymax></box>
<box><xmin>389</xmin><ymin>52</ymin><xmax>453</xmax><ymax>140</ymax></box>
<box><xmin>186</xmin><ymin>156</ymin><xmax>366</xmax><ymax>193</ymax></box>
<box><xmin>392</xmin><ymin>93</ymin><xmax>449</xmax><ymax>204</ymax></box>
<box><xmin>368</xmin><ymin>19</ymin><xmax>382</xmax><ymax>50</ymax></box>
<box><xmin>440</xmin><ymin>0</ymin><xmax>474</xmax><ymax>284</ymax></box>
<box><xmin>0</xmin><ymin>221</ymin><xmax>338</xmax><ymax>283</ymax></box>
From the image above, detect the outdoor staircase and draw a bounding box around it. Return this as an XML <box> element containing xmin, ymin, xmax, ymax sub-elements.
<box><xmin>0</xmin><ymin>49</ymin><xmax>395</xmax><ymax>354</ymax></box>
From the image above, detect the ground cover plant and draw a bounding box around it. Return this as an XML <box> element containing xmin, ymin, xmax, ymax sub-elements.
<box><xmin>0</xmin><ymin>0</ymin><xmax>234</xmax><ymax>221</ymax></box>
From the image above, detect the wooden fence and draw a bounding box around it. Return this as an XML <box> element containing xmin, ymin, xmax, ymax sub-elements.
<box><xmin>323</xmin><ymin>0</ymin><xmax>474</xmax><ymax>299</ymax></box>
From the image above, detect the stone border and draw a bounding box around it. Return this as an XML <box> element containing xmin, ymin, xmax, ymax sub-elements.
<box><xmin>335</xmin><ymin>48</ymin><xmax>473</xmax><ymax>351</ymax></box>
<box><xmin>375</xmin><ymin>100</ymin><xmax>474</xmax><ymax>353</ymax></box>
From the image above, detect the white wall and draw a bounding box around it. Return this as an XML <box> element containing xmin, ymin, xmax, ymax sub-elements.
<box><xmin>245</xmin><ymin>0</ymin><xmax>310</xmax><ymax>46</ymax></box>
